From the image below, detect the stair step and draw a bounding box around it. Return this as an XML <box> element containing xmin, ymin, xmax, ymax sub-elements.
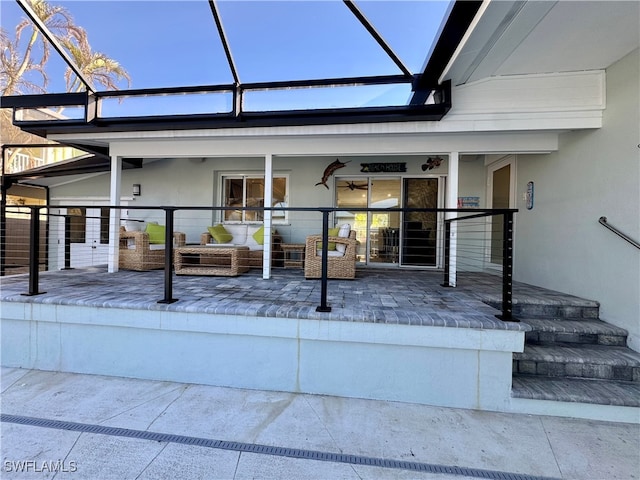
<box><xmin>512</xmin><ymin>374</ymin><xmax>640</xmax><ymax>407</ymax></box>
<box><xmin>486</xmin><ymin>297</ymin><xmax>600</xmax><ymax>319</ymax></box>
<box><xmin>522</xmin><ymin>318</ymin><xmax>628</xmax><ymax>346</ymax></box>
<box><xmin>514</xmin><ymin>344</ymin><xmax>640</xmax><ymax>382</ymax></box>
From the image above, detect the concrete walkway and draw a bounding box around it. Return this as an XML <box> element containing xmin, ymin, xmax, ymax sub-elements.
<box><xmin>2</xmin><ymin>368</ymin><xmax>638</xmax><ymax>480</ymax></box>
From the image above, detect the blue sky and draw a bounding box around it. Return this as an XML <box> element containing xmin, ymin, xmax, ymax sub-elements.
<box><xmin>1</xmin><ymin>0</ymin><xmax>452</xmax><ymax>114</ymax></box>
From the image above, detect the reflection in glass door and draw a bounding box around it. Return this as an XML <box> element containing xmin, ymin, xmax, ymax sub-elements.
<box><xmin>403</xmin><ymin>178</ymin><xmax>439</xmax><ymax>266</ymax></box>
<box><xmin>335</xmin><ymin>177</ymin><xmax>401</xmax><ymax>265</ymax></box>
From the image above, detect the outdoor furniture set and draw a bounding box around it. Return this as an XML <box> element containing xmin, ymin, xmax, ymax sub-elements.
<box><xmin>119</xmin><ymin>221</ymin><xmax>357</xmax><ymax>279</ymax></box>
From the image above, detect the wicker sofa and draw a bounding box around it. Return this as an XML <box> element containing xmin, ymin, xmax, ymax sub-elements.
<box><xmin>200</xmin><ymin>224</ymin><xmax>282</xmax><ymax>268</ymax></box>
<box><xmin>119</xmin><ymin>226</ymin><xmax>186</xmax><ymax>271</ymax></box>
<box><xmin>304</xmin><ymin>225</ymin><xmax>357</xmax><ymax>279</ymax></box>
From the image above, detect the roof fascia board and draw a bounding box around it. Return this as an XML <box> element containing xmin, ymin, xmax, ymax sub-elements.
<box><xmin>102</xmin><ymin>131</ymin><xmax>559</xmax><ymax>159</ymax></box>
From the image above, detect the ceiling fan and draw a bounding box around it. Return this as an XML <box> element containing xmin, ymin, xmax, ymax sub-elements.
<box><xmin>339</xmin><ymin>181</ymin><xmax>368</xmax><ymax>191</ymax></box>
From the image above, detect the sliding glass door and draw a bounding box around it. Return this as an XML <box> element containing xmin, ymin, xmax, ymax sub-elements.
<box><xmin>336</xmin><ymin>176</ymin><xmax>442</xmax><ymax>267</ymax></box>
<box><xmin>335</xmin><ymin>177</ymin><xmax>401</xmax><ymax>264</ymax></box>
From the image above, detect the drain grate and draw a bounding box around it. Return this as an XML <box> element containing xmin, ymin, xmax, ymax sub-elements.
<box><xmin>2</xmin><ymin>414</ymin><xmax>558</xmax><ymax>480</ymax></box>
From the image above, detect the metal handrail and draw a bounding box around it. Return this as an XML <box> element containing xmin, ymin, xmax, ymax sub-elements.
<box><xmin>599</xmin><ymin>217</ymin><xmax>640</xmax><ymax>250</ymax></box>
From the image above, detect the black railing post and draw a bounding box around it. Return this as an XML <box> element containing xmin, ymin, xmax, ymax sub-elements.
<box><xmin>316</xmin><ymin>209</ymin><xmax>331</xmax><ymax>312</ymax></box>
<box><xmin>498</xmin><ymin>211</ymin><xmax>516</xmax><ymax>321</ymax></box>
<box><xmin>62</xmin><ymin>215</ymin><xmax>73</xmax><ymax>270</ymax></box>
<box><xmin>158</xmin><ymin>208</ymin><xmax>178</xmax><ymax>304</ymax></box>
<box><xmin>441</xmin><ymin>219</ymin><xmax>451</xmax><ymax>287</ymax></box>
<box><xmin>22</xmin><ymin>206</ymin><xmax>45</xmax><ymax>296</ymax></box>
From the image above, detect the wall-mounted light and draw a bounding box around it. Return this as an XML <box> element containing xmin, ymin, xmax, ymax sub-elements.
<box><xmin>133</xmin><ymin>184</ymin><xmax>141</xmax><ymax>196</ymax></box>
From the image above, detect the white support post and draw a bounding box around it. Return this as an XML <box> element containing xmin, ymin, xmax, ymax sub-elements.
<box><xmin>445</xmin><ymin>151</ymin><xmax>459</xmax><ymax>287</ymax></box>
<box><xmin>108</xmin><ymin>156</ymin><xmax>122</xmax><ymax>273</ymax></box>
<box><xmin>263</xmin><ymin>153</ymin><xmax>273</xmax><ymax>279</ymax></box>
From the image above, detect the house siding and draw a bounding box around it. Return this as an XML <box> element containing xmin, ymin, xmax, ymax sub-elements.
<box><xmin>513</xmin><ymin>48</ymin><xmax>640</xmax><ymax>351</ymax></box>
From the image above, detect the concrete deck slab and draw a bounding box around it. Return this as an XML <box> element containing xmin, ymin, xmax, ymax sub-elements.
<box><xmin>2</xmin><ymin>368</ymin><xmax>638</xmax><ymax>480</ymax></box>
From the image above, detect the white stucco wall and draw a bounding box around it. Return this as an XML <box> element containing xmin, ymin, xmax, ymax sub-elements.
<box><xmin>49</xmin><ymin>154</ymin><xmax>451</xmax><ymax>245</ymax></box>
<box><xmin>514</xmin><ymin>49</ymin><xmax>640</xmax><ymax>350</ymax></box>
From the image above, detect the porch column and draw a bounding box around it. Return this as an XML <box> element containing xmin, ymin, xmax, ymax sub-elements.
<box><xmin>262</xmin><ymin>153</ymin><xmax>273</xmax><ymax>279</ymax></box>
<box><xmin>108</xmin><ymin>155</ymin><xmax>122</xmax><ymax>273</ymax></box>
<box><xmin>445</xmin><ymin>151</ymin><xmax>459</xmax><ymax>286</ymax></box>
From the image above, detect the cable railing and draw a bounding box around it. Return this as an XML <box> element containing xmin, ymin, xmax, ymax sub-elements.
<box><xmin>599</xmin><ymin>216</ymin><xmax>640</xmax><ymax>250</ymax></box>
<box><xmin>1</xmin><ymin>204</ymin><xmax>517</xmax><ymax>319</ymax></box>
<box><xmin>443</xmin><ymin>210</ymin><xmax>517</xmax><ymax>321</ymax></box>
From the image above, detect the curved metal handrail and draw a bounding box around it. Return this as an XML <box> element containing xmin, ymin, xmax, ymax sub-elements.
<box><xmin>599</xmin><ymin>217</ymin><xmax>640</xmax><ymax>250</ymax></box>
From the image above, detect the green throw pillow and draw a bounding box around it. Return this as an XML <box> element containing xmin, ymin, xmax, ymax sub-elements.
<box><xmin>252</xmin><ymin>225</ymin><xmax>265</xmax><ymax>245</ymax></box>
<box><xmin>208</xmin><ymin>224</ymin><xmax>233</xmax><ymax>244</ymax></box>
<box><xmin>145</xmin><ymin>223</ymin><xmax>165</xmax><ymax>244</ymax></box>
<box><xmin>318</xmin><ymin>227</ymin><xmax>340</xmax><ymax>251</ymax></box>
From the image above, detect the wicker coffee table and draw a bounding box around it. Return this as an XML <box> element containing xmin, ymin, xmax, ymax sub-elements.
<box><xmin>174</xmin><ymin>245</ymin><xmax>250</xmax><ymax>276</ymax></box>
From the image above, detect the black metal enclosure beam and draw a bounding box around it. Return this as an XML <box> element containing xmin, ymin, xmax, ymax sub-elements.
<box><xmin>0</xmin><ymin>92</ymin><xmax>87</xmax><ymax>108</ymax></box>
<box><xmin>343</xmin><ymin>0</ymin><xmax>413</xmax><ymax>79</ymax></box>
<box><xmin>16</xmin><ymin>0</ymin><xmax>96</xmax><ymax>93</ymax></box>
<box><xmin>208</xmin><ymin>0</ymin><xmax>241</xmax><ymax>86</ymax></box>
<box><xmin>410</xmin><ymin>0</ymin><xmax>483</xmax><ymax>105</ymax></box>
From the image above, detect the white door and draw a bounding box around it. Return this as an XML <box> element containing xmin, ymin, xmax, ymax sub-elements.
<box><xmin>487</xmin><ymin>156</ymin><xmax>516</xmax><ymax>267</ymax></box>
<box><xmin>68</xmin><ymin>206</ymin><xmax>111</xmax><ymax>268</ymax></box>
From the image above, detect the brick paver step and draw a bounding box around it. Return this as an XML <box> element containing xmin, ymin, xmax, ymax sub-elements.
<box><xmin>512</xmin><ymin>374</ymin><xmax>640</xmax><ymax>407</ymax></box>
<box><xmin>522</xmin><ymin>318</ymin><xmax>628</xmax><ymax>346</ymax></box>
<box><xmin>514</xmin><ymin>343</ymin><xmax>640</xmax><ymax>382</ymax></box>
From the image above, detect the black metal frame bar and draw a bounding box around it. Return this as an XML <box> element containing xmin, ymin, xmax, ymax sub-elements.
<box><xmin>15</xmin><ymin>0</ymin><xmax>96</xmax><ymax>93</ymax></box>
<box><xmin>343</xmin><ymin>0</ymin><xmax>413</xmax><ymax>78</ymax></box>
<box><xmin>442</xmin><ymin>209</ymin><xmax>518</xmax><ymax>321</ymax></box>
<box><xmin>21</xmin><ymin>206</ymin><xmax>45</xmax><ymax>296</ymax></box>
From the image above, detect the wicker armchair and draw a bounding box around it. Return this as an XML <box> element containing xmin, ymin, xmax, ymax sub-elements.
<box><xmin>304</xmin><ymin>230</ymin><xmax>357</xmax><ymax>279</ymax></box>
<box><xmin>119</xmin><ymin>227</ymin><xmax>186</xmax><ymax>271</ymax></box>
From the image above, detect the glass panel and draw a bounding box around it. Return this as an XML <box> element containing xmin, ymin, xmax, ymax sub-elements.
<box><xmin>68</xmin><ymin>208</ymin><xmax>86</xmax><ymax>243</ymax></box>
<box><xmin>245</xmin><ymin>84</ymin><xmax>413</xmax><ymax>112</ymax></box>
<box><xmin>271</xmin><ymin>177</ymin><xmax>287</xmax><ymax>220</ymax></box>
<box><xmin>99</xmin><ymin>92</ymin><xmax>233</xmax><ymax>118</ymax></box>
<box><xmin>15</xmin><ymin>107</ymin><xmax>85</xmax><ymax>121</ymax></box>
<box><xmin>245</xmin><ymin>178</ymin><xmax>265</xmax><ymax>222</ymax></box>
<box><xmin>370</xmin><ymin>179</ymin><xmax>401</xmax><ymax>264</ymax></box>
<box><xmin>100</xmin><ymin>207</ymin><xmax>110</xmax><ymax>245</ymax></box>
<box><xmin>223</xmin><ymin>178</ymin><xmax>244</xmax><ymax>222</ymax></box>
<box><xmin>355</xmin><ymin>1</ymin><xmax>454</xmax><ymax>73</ymax></box>
<box><xmin>491</xmin><ymin>165</ymin><xmax>511</xmax><ymax>264</ymax></box>
<box><xmin>336</xmin><ymin>178</ymin><xmax>368</xmax><ymax>262</ymax></box>
<box><xmin>403</xmin><ymin>178</ymin><xmax>438</xmax><ymax>266</ymax></box>
<box><xmin>217</xmin><ymin>1</ymin><xmax>400</xmax><ymax>83</ymax></box>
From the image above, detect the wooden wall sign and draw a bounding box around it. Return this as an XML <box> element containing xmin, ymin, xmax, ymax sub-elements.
<box><xmin>360</xmin><ymin>163</ymin><xmax>407</xmax><ymax>173</ymax></box>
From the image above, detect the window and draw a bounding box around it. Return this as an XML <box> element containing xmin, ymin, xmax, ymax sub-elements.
<box><xmin>221</xmin><ymin>175</ymin><xmax>288</xmax><ymax>223</ymax></box>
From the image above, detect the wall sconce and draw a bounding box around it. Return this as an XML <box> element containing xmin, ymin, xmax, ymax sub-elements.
<box><xmin>132</xmin><ymin>184</ymin><xmax>141</xmax><ymax>196</ymax></box>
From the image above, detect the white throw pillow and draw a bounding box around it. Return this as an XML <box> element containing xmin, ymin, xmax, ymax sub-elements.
<box><xmin>336</xmin><ymin>224</ymin><xmax>351</xmax><ymax>254</ymax></box>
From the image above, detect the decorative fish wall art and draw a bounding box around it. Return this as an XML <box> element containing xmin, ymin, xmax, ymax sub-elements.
<box><xmin>421</xmin><ymin>157</ymin><xmax>443</xmax><ymax>171</ymax></box>
<box><xmin>315</xmin><ymin>159</ymin><xmax>350</xmax><ymax>189</ymax></box>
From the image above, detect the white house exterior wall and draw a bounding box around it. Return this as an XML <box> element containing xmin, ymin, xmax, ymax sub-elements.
<box><xmin>513</xmin><ymin>49</ymin><xmax>640</xmax><ymax>351</ymax></box>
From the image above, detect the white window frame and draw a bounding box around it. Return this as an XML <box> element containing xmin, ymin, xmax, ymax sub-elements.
<box><xmin>219</xmin><ymin>173</ymin><xmax>289</xmax><ymax>224</ymax></box>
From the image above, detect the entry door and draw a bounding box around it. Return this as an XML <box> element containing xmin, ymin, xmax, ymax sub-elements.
<box><xmin>68</xmin><ymin>206</ymin><xmax>110</xmax><ymax>267</ymax></box>
<box><xmin>487</xmin><ymin>157</ymin><xmax>516</xmax><ymax>265</ymax></box>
